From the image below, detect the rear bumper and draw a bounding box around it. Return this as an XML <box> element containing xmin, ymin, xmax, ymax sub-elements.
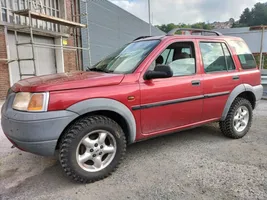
<box><xmin>1</xmin><ymin>93</ymin><xmax>79</xmax><ymax>156</ymax></box>
<box><xmin>253</xmin><ymin>85</ymin><xmax>264</xmax><ymax>108</ymax></box>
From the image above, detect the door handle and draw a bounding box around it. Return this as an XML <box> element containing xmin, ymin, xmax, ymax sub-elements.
<box><xmin>232</xmin><ymin>75</ymin><xmax>240</xmax><ymax>80</ymax></box>
<box><xmin>191</xmin><ymin>80</ymin><xmax>201</xmax><ymax>86</ymax></box>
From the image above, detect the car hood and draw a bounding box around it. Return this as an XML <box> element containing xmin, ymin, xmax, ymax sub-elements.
<box><xmin>12</xmin><ymin>71</ymin><xmax>125</xmax><ymax>92</ymax></box>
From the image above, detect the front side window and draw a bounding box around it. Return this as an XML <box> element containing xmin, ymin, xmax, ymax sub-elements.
<box><xmin>89</xmin><ymin>40</ymin><xmax>160</xmax><ymax>74</ymax></box>
<box><xmin>228</xmin><ymin>40</ymin><xmax>256</xmax><ymax>69</ymax></box>
<box><xmin>151</xmin><ymin>42</ymin><xmax>196</xmax><ymax>76</ymax></box>
<box><xmin>200</xmin><ymin>42</ymin><xmax>235</xmax><ymax>73</ymax></box>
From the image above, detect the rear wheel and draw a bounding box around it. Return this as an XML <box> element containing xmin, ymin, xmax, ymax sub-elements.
<box><xmin>59</xmin><ymin>116</ymin><xmax>126</xmax><ymax>183</ymax></box>
<box><xmin>219</xmin><ymin>97</ymin><xmax>253</xmax><ymax>139</ymax></box>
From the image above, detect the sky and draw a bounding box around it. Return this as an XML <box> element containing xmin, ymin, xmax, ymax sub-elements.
<box><xmin>109</xmin><ymin>0</ymin><xmax>266</xmax><ymax>25</ymax></box>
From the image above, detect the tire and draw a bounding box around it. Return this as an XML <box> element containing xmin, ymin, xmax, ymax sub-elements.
<box><xmin>59</xmin><ymin>115</ymin><xmax>126</xmax><ymax>183</ymax></box>
<box><xmin>219</xmin><ymin>97</ymin><xmax>253</xmax><ymax>139</ymax></box>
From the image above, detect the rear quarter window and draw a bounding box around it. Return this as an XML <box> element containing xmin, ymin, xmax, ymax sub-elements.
<box><xmin>228</xmin><ymin>40</ymin><xmax>257</xmax><ymax>69</ymax></box>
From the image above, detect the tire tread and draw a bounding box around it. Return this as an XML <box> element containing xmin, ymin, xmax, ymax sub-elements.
<box><xmin>219</xmin><ymin>97</ymin><xmax>253</xmax><ymax>139</ymax></box>
<box><xmin>59</xmin><ymin>115</ymin><xmax>126</xmax><ymax>183</ymax></box>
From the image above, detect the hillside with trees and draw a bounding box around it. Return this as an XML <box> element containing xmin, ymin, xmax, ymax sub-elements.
<box><xmin>156</xmin><ymin>2</ymin><xmax>267</xmax><ymax>33</ymax></box>
<box><xmin>233</xmin><ymin>2</ymin><xmax>267</xmax><ymax>27</ymax></box>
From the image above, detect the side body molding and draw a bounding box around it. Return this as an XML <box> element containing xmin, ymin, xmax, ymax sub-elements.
<box><xmin>67</xmin><ymin>98</ymin><xmax>137</xmax><ymax>144</ymax></box>
<box><xmin>221</xmin><ymin>84</ymin><xmax>263</xmax><ymax>121</ymax></box>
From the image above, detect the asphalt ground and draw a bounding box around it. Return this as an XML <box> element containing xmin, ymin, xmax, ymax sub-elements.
<box><xmin>0</xmin><ymin>101</ymin><xmax>267</xmax><ymax>200</ymax></box>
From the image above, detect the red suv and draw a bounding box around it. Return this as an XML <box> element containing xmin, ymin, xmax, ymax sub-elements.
<box><xmin>1</xmin><ymin>28</ymin><xmax>263</xmax><ymax>183</ymax></box>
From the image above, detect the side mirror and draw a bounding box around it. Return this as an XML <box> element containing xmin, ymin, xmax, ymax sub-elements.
<box><xmin>144</xmin><ymin>65</ymin><xmax>173</xmax><ymax>80</ymax></box>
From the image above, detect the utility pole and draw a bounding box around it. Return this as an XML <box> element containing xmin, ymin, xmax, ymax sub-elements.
<box><xmin>148</xmin><ymin>0</ymin><xmax>151</xmax><ymax>36</ymax></box>
<box><xmin>259</xmin><ymin>26</ymin><xmax>265</xmax><ymax>70</ymax></box>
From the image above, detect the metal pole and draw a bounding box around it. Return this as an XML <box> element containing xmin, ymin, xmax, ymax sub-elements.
<box><xmin>85</xmin><ymin>0</ymin><xmax>92</xmax><ymax>68</ymax></box>
<box><xmin>259</xmin><ymin>26</ymin><xmax>264</xmax><ymax>71</ymax></box>
<box><xmin>29</xmin><ymin>11</ymin><xmax>37</xmax><ymax>76</ymax></box>
<box><xmin>16</xmin><ymin>41</ymin><xmax>90</xmax><ymax>50</ymax></box>
<box><xmin>71</xmin><ymin>0</ymin><xmax>79</xmax><ymax>70</ymax></box>
<box><xmin>15</xmin><ymin>30</ymin><xmax>22</xmax><ymax>79</ymax></box>
<box><xmin>148</xmin><ymin>0</ymin><xmax>151</xmax><ymax>36</ymax></box>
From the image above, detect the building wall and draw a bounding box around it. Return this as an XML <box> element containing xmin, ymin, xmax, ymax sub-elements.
<box><xmin>80</xmin><ymin>0</ymin><xmax>165</xmax><ymax>69</ymax></box>
<box><xmin>213</xmin><ymin>27</ymin><xmax>267</xmax><ymax>53</ymax></box>
<box><xmin>63</xmin><ymin>0</ymin><xmax>80</xmax><ymax>72</ymax></box>
<box><xmin>0</xmin><ymin>0</ymin><xmax>79</xmax><ymax>99</ymax></box>
<box><xmin>0</xmin><ymin>26</ymin><xmax>9</xmax><ymax>100</ymax></box>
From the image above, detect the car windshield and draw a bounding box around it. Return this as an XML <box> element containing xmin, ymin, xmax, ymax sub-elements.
<box><xmin>87</xmin><ymin>40</ymin><xmax>160</xmax><ymax>74</ymax></box>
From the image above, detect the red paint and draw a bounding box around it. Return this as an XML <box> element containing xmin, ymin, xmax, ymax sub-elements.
<box><xmin>12</xmin><ymin>35</ymin><xmax>262</xmax><ymax>142</ymax></box>
<box><xmin>12</xmin><ymin>71</ymin><xmax>124</xmax><ymax>92</ymax></box>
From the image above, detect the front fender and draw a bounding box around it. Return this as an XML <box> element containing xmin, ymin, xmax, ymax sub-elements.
<box><xmin>66</xmin><ymin>98</ymin><xmax>136</xmax><ymax>144</ymax></box>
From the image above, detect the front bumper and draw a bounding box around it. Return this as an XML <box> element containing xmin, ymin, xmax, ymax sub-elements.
<box><xmin>1</xmin><ymin>93</ymin><xmax>79</xmax><ymax>156</ymax></box>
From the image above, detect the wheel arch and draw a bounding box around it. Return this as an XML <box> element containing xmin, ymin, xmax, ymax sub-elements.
<box><xmin>221</xmin><ymin>84</ymin><xmax>257</xmax><ymax>121</ymax></box>
<box><xmin>55</xmin><ymin>98</ymin><xmax>136</xmax><ymax>150</ymax></box>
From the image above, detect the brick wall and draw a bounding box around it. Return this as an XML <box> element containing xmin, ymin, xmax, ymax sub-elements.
<box><xmin>64</xmin><ymin>0</ymin><xmax>80</xmax><ymax>72</ymax></box>
<box><xmin>0</xmin><ymin>26</ymin><xmax>10</xmax><ymax>100</ymax></box>
<box><xmin>64</xmin><ymin>36</ymin><xmax>79</xmax><ymax>72</ymax></box>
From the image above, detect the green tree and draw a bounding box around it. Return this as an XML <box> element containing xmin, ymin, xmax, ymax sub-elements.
<box><xmin>239</xmin><ymin>8</ymin><xmax>252</xmax><ymax>25</ymax></box>
<box><xmin>238</xmin><ymin>2</ymin><xmax>267</xmax><ymax>27</ymax></box>
<box><xmin>251</xmin><ymin>2</ymin><xmax>267</xmax><ymax>26</ymax></box>
<box><xmin>156</xmin><ymin>2</ymin><xmax>267</xmax><ymax>31</ymax></box>
<box><xmin>156</xmin><ymin>22</ymin><xmax>212</xmax><ymax>33</ymax></box>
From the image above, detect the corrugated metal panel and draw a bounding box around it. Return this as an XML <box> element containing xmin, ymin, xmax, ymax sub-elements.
<box><xmin>80</xmin><ymin>0</ymin><xmax>165</xmax><ymax>69</ymax></box>
<box><xmin>214</xmin><ymin>28</ymin><xmax>267</xmax><ymax>53</ymax></box>
<box><xmin>8</xmin><ymin>32</ymin><xmax>56</xmax><ymax>85</ymax></box>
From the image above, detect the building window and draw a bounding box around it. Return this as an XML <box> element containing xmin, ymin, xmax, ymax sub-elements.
<box><xmin>0</xmin><ymin>0</ymin><xmax>60</xmax><ymax>32</ymax></box>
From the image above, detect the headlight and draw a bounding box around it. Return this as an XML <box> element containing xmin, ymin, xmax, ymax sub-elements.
<box><xmin>12</xmin><ymin>92</ymin><xmax>49</xmax><ymax>112</ymax></box>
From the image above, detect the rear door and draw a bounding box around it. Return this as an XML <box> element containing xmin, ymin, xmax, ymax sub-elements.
<box><xmin>198</xmin><ymin>40</ymin><xmax>242</xmax><ymax>120</ymax></box>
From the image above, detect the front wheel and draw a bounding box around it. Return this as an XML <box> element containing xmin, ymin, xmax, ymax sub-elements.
<box><xmin>59</xmin><ymin>116</ymin><xmax>126</xmax><ymax>183</ymax></box>
<box><xmin>219</xmin><ymin>97</ymin><xmax>253</xmax><ymax>139</ymax></box>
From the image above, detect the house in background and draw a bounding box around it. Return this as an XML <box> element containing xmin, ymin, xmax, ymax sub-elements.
<box><xmin>211</xmin><ymin>18</ymin><xmax>235</xmax><ymax>29</ymax></box>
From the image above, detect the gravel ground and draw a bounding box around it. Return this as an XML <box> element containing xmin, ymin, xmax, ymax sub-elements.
<box><xmin>0</xmin><ymin>101</ymin><xmax>267</xmax><ymax>200</ymax></box>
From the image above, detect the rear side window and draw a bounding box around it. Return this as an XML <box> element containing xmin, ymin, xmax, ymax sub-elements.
<box><xmin>222</xmin><ymin>43</ymin><xmax>235</xmax><ymax>70</ymax></box>
<box><xmin>200</xmin><ymin>42</ymin><xmax>235</xmax><ymax>73</ymax></box>
<box><xmin>228</xmin><ymin>40</ymin><xmax>256</xmax><ymax>69</ymax></box>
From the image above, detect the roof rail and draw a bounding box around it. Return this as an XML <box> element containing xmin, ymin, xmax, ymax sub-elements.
<box><xmin>167</xmin><ymin>28</ymin><xmax>222</xmax><ymax>36</ymax></box>
<box><xmin>133</xmin><ymin>36</ymin><xmax>152</xmax><ymax>41</ymax></box>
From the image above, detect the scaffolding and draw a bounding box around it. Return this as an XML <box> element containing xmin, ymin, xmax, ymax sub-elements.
<box><xmin>0</xmin><ymin>0</ymin><xmax>91</xmax><ymax>80</ymax></box>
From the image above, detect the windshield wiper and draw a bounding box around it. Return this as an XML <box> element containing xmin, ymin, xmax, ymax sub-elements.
<box><xmin>88</xmin><ymin>67</ymin><xmax>114</xmax><ymax>73</ymax></box>
<box><xmin>89</xmin><ymin>67</ymin><xmax>107</xmax><ymax>72</ymax></box>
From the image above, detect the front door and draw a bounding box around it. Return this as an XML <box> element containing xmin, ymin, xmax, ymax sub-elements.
<box><xmin>139</xmin><ymin>40</ymin><xmax>203</xmax><ymax>135</ymax></box>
